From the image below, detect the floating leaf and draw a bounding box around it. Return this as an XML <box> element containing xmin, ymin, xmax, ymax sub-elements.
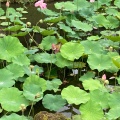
<box><xmin>0</xmin><ymin>8</ymin><xmax>5</xmax><ymax>16</ymax></box>
<box><xmin>6</xmin><ymin>64</ymin><xmax>24</xmax><ymax>79</ymax></box>
<box><xmin>72</xmin><ymin>20</ymin><xmax>93</xmax><ymax>32</ymax></box>
<box><xmin>90</xmin><ymin>89</ymin><xmax>109</xmax><ymax>109</ymax></box>
<box><xmin>0</xmin><ymin>68</ymin><xmax>14</xmax><ymax>89</ymax></box>
<box><xmin>58</xmin><ymin>22</ymin><xmax>75</xmax><ymax>34</ymax></box>
<box><xmin>41</xmin><ymin>30</ymin><xmax>55</xmax><ymax>36</ymax></box>
<box><xmin>34</xmin><ymin>53</ymin><xmax>56</xmax><ymax>63</ymax></box>
<box><xmin>44</xmin><ymin>16</ymin><xmax>66</xmax><ymax>23</ymax></box>
<box><xmin>55</xmin><ymin>53</ymin><xmax>73</xmax><ymax>68</ymax></box>
<box><xmin>60</xmin><ymin>42</ymin><xmax>84</xmax><ymax>61</ymax></box>
<box><xmin>42</xmin><ymin>94</ymin><xmax>66</xmax><ymax>111</ymax></box>
<box><xmin>79</xmin><ymin>71</ymin><xmax>95</xmax><ymax>81</ymax></box>
<box><xmin>23</xmin><ymin>75</ymin><xmax>46</xmax><ymax>102</ymax></box>
<box><xmin>61</xmin><ymin>85</ymin><xmax>89</xmax><ymax>105</ymax></box>
<box><xmin>0</xmin><ymin>36</ymin><xmax>25</xmax><ymax>62</ymax></box>
<box><xmin>114</xmin><ymin>0</ymin><xmax>120</xmax><ymax>8</ymax></box>
<box><xmin>81</xmin><ymin>40</ymin><xmax>103</xmax><ymax>55</ymax></box>
<box><xmin>87</xmin><ymin>54</ymin><xmax>112</xmax><ymax>72</ymax></box>
<box><xmin>82</xmin><ymin>79</ymin><xmax>103</xmax><ymax>91</ymax></box>
<box><xmin>106</xmin><ymin>107</ymin><xmax>120</xmax><ymax>120</ymax></box>
<box><xmin>92</xmin><ymin>14</ymin><xmax>110</xmax><ymax>28</ymax></box>
<box><xmin>80</xmin><ymin>100</ymin><xmax>104</xmax><ymax>120</ymax></box>
<box><xmin>4</xmin><ymin>25</ymin><xmax>23</xmax><ymax>32</ymax></box>
<box><xmin>0</xmin><ymin>113</ymin><xmax>28</xmax><ymax>120</ymax></box>
<box><xmin>12</xmin><ymin>54</ymin><xmax>30</xmax><ymax>66</ymax></box>
<box><xmin>0</xmin><ymin>87</ymin><xmax>29</xmax><ymax>112</ymax></box>
<box><xmin>40</xmin><ymin>36</ymin><xmax>57</xmax><ymax>50</ymax></box>
<box><xmin>55</xmin><ymin>2</ymin><xmax>77</xmax><ymax>11</ymax></box>
<box><xmin>47</xmin><ymin>78</ymin><xmax>62</xmax><ymax>92</ymax></box>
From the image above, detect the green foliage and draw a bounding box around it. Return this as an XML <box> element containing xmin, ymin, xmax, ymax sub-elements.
<box><xmin>0</xmin><ymin>0</ymin><xmax>120</xmax><ymax>119</ymax></box>
<box><xmin>42</xmin><ymin>94</ymin><xmax>66</xmax><ymax>111</ymax></box>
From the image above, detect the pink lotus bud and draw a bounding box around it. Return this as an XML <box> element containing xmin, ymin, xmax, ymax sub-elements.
<box><xmin>6</xmin><ymin>1</ymin><xmax>10</xmax><ymax>7</ymax></box>
<box><xmin>102</xmin><ymin>74</ymin><xmax>106</xmax><ymax>80</ymax></box>
<box><xmin>52</xmin><ymin>44</ymin><xmax>56</xmax><ymax>51</ymax></box>
<box><xmin>90</xmin><ymin>0</ymin><xmax>95</xmax><ymax>2</ymax></box>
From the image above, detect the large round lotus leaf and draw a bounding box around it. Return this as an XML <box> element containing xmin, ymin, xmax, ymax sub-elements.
<box><xmin>107</xmin><ymin>16</ymin><xmax>119</xmax><ymax>29</ymax></box>
<box><xmin>82</xmin><ymin>79</ymin><xmax>103</xmax><ymax>91</ymax></box>
<box><xmin>87</xmin><ymin>54</ymin><xmax>112</xmax><ymax>72</ymax></box>
<box><xmin>23</xmin><ymin>75</ymin><xmax>46</xmax><ymax>102</ymax></box>
<box><xmin>0</xmin><ymin>113</ymin><xmax>28</xmax><ymax>120</ymax></box>
<box><xmin>46</xmin><ymin>78</ymin><xmax>62</xmax><ymax>92</ymax></box>
<box><xmin>80</xmin><ymin>100</ymin><xmax>104</xmax><ymax>120</ymax></box>
<box><xmin>42</xmin><ymin>94</ymin><xmax>66</xmax><ymax>111</ymax></box>
<box><xmin>60</xmin><ymin>42</ymin><xmax>84</xmax><ymax>61</ymax></box>
<box><xmin>92</xmin><ymin>14</ymin><xmax>110</xmax><ymax>29</ymax></box>
<box><xmin>106</xmin><ymin>107</ymin><xmax>120</xmax><ymax>120</ymax></box>
<box><xmin>34</xmin><ymin>53</ymin><xmax>56</xmax><ymax>63</ymax></box>
<box><xmin>55</xmin><ymin>2</ymin><xmax>77</xmax><ymax>11</ymax></box>
<box><xmin>40</xmin><ymin>36</ymin><xmax>57</xmax><ymax>50</ymax></box>
<box><xmin>114</xmin><ymin>0</ymin><xmax>120</xmax><ymax>8</ymax></box>
<box><xmin>81</xmin><ymin>40</ymin><xmax>103</xmax><ymax>55</ymax></box>
<box><xmin>12</xmin><ymin>54</ymin><xmax>30</xmax><ymax>66</ymax></box>
<box><xmin>90</xmin><ymin>89</ymin><xmax>109</xmax><ymax>109</ymax></box>
<box><xmin>0</xmin><ymin>68</ymin><xmax>15</xmax><ymax>89</ymax></box>
<box><xmin>55</xmin><ymin>53</ymin><xmax>73</xmax><ymax>68</ymax></box>
<box><xmin>72</xmin><ymin>20</ymin><xmax>93</xmax><ymax>32</ymax></box>
<box><xmin>61</xmin><ymin>85</ymin><xmax>89</xmax><ymax>105</ymax></box>
<box><xmin>0</xmin><ymin>36</ymin><xmax>25</xmax><ymax>62</ymax></box>
<box><xmin>0</xmin><ymin>87</ymin><xmax>29</xmax><ymax>112</ymax></box>
<box><xmin>6</xmin><ymin>64</ymin><xmax>24</xmax><ymax>79</ymax></box>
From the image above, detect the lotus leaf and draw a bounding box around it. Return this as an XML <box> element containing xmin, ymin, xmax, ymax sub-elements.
<box><xmin>92</xmin><ymin>14</ymin><xmax>110</xmax><ymax>28</ymax></box>
<box><xmin>55</xmin><ymin>2</ymin><xmax>77</xmax><ymax>11</ymax></box>
<box><xmin>87</xmin><ymin>54</ymin><xmax>112</xmax><ymax>72</ymax></box>
<box><xmin>0</xmin><ymin>113</ymin><xmax>28</xmax><ymax>120</ymax></box>
<box><xmin>42</xmin><ymin>94</ymin><xmax>66</xmax><ymax>111</ymax></box>
<box><xmin>114</xmin><ymin>0</ymin><xmax>120</xmax><ymax>8</ymax></box>
<box><xmin>81</xmin><ymin>40</ymin><xmax>103</xmax><ymax>55</ymax></box>
<box><xmin>44</xmin><ymin>16</ymin><xmax>66</xmax><ymax>23</ymax></box>
<box><xmin>12</xmin><ymin>54</ymin><xmax>30</xmax><ymax>66</ymax></box>
<box><xmin>60</xmin><ymin>42</ymin><xmax>84</xmax><ymax>61</ymax></box>
<box><xmin>47</xmin><ymin>78</ymin><xmax>62</xmax><ymax>92</ymax></box>
<box><xmin>80</xmin><ymin>100</ymin><xmax>104</xmax><ymax>120</ymax></box>
<box><xmin>74</xmin><ymin>0</ymin><xmax>90</xmax><ymax>10</ymax></box>
<box><xmin>79</xmin><ymin>71</ymin><xmax>95</xmax><ymax>81</ymax></box>
<box><xmin>61</xmin><ymin>85</ymin><xmax>89</xmax><ymax>105</ymax></box>
<box><xmin>34</xmin><ymin>53</ymin><xmax>56</xmax><ymax>63</ymax></box>
<box><xmin>40</xmin><ymin>36</ymin><xmax>57</xmax><ymax>50</ymax></box>
<box><xmin>0</xmin><ymin>8</ymin><xmax>5</xmax><ymax>16</ymax></box>
<box><xmin>6</xmin><ymin>64</ymin><xmax>24</xmax><ymax>79</ymax></box>
<box><xmin>23</xmin><ymin>75</ymin><xmax>46</xmax><ymax>101</ymax></box>
<box><xmin>90</xmin><ymin>89</ymin><xmax>109</xmax><ymax>109</ymax></box>
<box><xmin>0</xmin><ymin>68</ymin><xmax>15</xmax><ymax>89</ymax></box>
<box><xmin>106</xmin><ymin>107</ymin><xmax>120</xmax><ymax>120</ymax></box>
<box><xmin>0</xmin><ymin>87</ymin><xmax>29</xmax><ymax>112</ymax></box>
<box><xmin>58</xmin><ymin>22</ymin><xmax>75</xmax><ymax>34</ymax></box>
<box><xmin>0</xmin><ymin>36</ymin><xmax>25</xmax><ymax>62</ymax></box>
<box><xmin>82</xmin><ymin>79</ymin><xmax>103</xmax><ymax>91</ymax></box>
<box><xmin>55</xmin><ymin>53</ymin><xmax>73</xmax><ymax>68</ymax></box>
<box><xmin>72</xmin><ymin>20</ymin><xmax>93</xmax><ymax>32</ymax></box>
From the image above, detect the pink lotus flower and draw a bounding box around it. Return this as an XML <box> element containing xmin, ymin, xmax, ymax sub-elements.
<box><xmin>51</xmin><ymin>43</ymin><xmax>61</xmax><ymax>53</ymax></box>
<box><xmin>102</xmin><ymin>74</ymin><xmax>106</xmax><ymax>80</ymax></box>
<box><xmin>6</xmin><ymin>1</ymin><xmax>10</xmax><ymax>7</ymax></box>
<box><xmin>90</xmin><ymin>0</ymin><xmax>95</xmax><ymax>2</ymax></box>
<box><xmin>35</xmin><ymin>0</ymin><xmax>47</xmax><ymax>9</ymax></box>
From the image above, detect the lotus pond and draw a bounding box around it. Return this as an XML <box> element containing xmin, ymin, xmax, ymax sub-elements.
<box><xmin>0</xmin><ymin>0</ymin><xmax>120</xmax><ymax>120</ymax></box>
